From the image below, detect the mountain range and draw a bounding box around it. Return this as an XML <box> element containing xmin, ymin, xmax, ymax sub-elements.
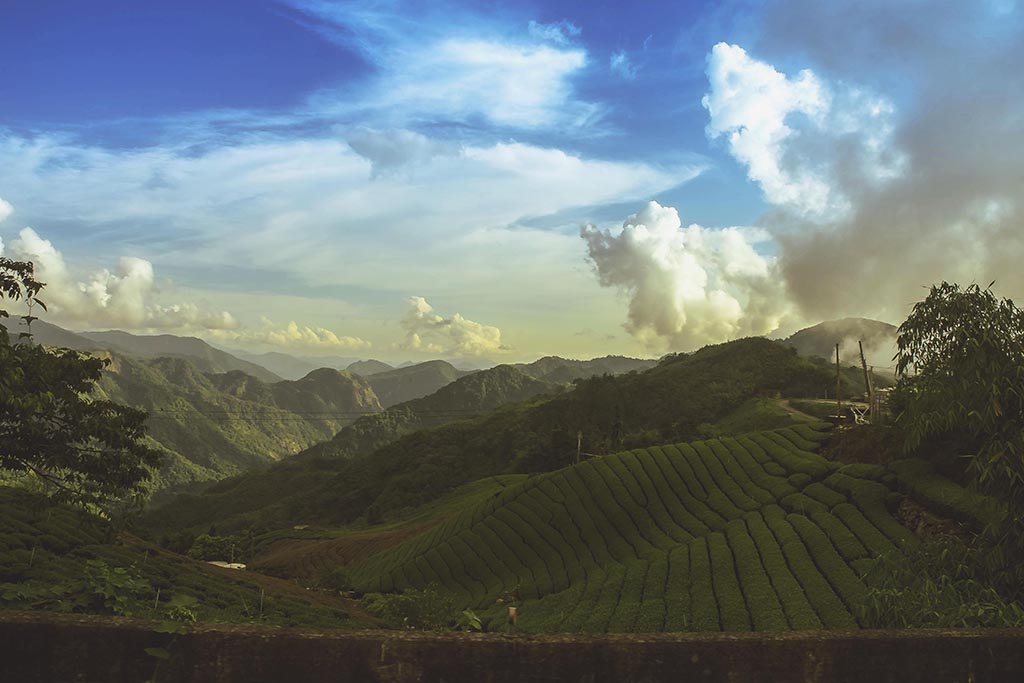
<box><xmin>141</xmin><ymin>336</ymin><xmax>842</xmax><ymax>535</ymax></box>
<box><xmin>16</xmin><ymin>320</ymin><xmax>660</xmax><ymax>499</ymax></box>
<box><xmin>24</xmin><ymin>321</ymin><xmax>283</xmax><ymax>382</ymax></box>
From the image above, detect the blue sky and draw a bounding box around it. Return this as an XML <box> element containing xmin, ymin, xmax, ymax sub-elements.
<box><xmin>1</xmin><ymin>1</ymin><xmax>1022</xmax><ymax>362</ymax></box>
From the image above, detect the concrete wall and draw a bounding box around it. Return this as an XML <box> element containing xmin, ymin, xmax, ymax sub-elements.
<box><xmin>2</xmin><ymin>611</ymin><xmax>1023</xmax><ymax>682</ymax></box>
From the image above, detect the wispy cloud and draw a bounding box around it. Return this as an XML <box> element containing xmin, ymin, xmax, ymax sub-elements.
<box><xmin>528</xmin><ymin>19</ymin><xmax>582</xmax><ymax>45</ymax></box>
<box><xmin>284</xmin><ymin>0</ymin><xmax>599</xmax><ymax>131</ymax></box>
<box><xmin>610</xmin><ymin>50</ymin><xmax>639</xmax><ymax>80</ymax></box>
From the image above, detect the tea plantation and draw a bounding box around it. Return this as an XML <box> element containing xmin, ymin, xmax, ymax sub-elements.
<box><xmin>348</xmin><ymin>423</ymin><xmax>921</xmax><ymax>632</ymax></box>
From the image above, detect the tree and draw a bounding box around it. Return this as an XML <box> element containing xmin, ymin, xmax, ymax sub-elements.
<box><xmin>894</xmin><ymin>281</ymin><xmax>1024</xmax><ymax>587</ymax></box>
<box><xmin>1</xmin><ymin>257</ymin><xmax>161</xmax><ymax>511</ymax></box>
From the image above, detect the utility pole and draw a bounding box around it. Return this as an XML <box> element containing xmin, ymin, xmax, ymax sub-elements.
<box><xmin>858</xmin><ymin>340</ymin><xmax>872</xmax><ymax>402</ymax></box>
<box><xmin>576</xmin><ymin>430</ymin><xmax>582</xmax><ymax>466</ymax></box>
<box><xmin>835</xmin><ymin>343</ymin><xmax>842</xmax><ymax>419</ymax></box>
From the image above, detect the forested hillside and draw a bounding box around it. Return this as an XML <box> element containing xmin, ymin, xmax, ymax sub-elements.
<box><xmin>365</xmin><ymin>360</ymin><xmax>472</xmax><ymax>407</ymax></box>
<box><xmin>141</xmin><ymin>337</ymin><xmax>837</xmax><ymax>535</ymax></box>
<box><xmin>299</xmin><ymin>364</ymin><xmax>561</xmax><ymax>461</ymax></box>
<box><xmin>93</xmin><ymin>355</ymin><xmax>381</xmax><ymax>497</ymax></box>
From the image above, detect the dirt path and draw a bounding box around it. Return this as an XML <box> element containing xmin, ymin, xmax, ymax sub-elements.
<box><xmin>772</xmin><ymin>399</ymin><xmax>821</xmax><ymax>422</ymax></box>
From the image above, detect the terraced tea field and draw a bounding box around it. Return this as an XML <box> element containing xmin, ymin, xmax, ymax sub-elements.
<box><xmin>349</xmin><ymin>424</ymin><xmax>921</xmax><ymax>632</ymax></box>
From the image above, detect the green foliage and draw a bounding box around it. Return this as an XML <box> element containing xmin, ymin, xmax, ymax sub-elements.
<box><xmin>0</xmin><ymin>487</ymin><xmax>368</xmax><ymax>629</ymax></box>
<box><xmin>860</xmin><ymin>537</ymin><xmax>1024</xmax><ymax>628</ymax></box>
<box><xmin>894</xmin><ymin>282</ymin><xmax>1024</xmax><ymax>580</ymax></box>
<box><xmin>1</xmin><ymin>259</ymin><xmax>161</xmax><ymax>511</ymax></box>
<box><xmin>890</xmin><ymin>458</ymin><xmax>1005</xmax><ymax>530</ymax></box>
<box><xmin>82</xmin><ymin>559</ymin><xmax>152</xmax><ymax>615</ymax></box>
<box><xmin>187</xmin><ymin>534</ymin><xmax>238</xmax><ymax>561</ymax></box>
<box><xmin>315</xmin><ymin>565</ymin><xmax>353</xmax><ymax>592</ymax></box>
<box><xmin>363</xmin><ymin>585</ymin><xmax>458</xmax><ymax>630</ymax></box>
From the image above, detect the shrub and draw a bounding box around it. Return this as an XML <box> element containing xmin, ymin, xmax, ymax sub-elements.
<box><xmin>363</xmin><ymin>585</ymin><xmax>457</xmax><ymax>630</ymax></box>
<box><xmin>708</xmin><ymin>533</ymin><xmax>750</xmax><ymax>631</ymax></box>
<box><xmin>860</xmin><ymin>537</ymin><xmax>1024</xmax><ymax>628</ymax></box>
<box><xmin>687</xmin><ymin>538</ymin><xmax>719</xmax><ymax>631</ymax></box>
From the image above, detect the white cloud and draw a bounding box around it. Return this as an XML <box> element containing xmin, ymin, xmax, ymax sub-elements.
<box><xmin>528</xmin><ymin>19</ymin><xmax>581</xmax><ymax>45</ymax></box>
<box><xmin>610</xmin><ymin>50</ymin><xmax>638</xmax><ymax>80</ymax></box>
<box><xmin>581</xmin><ymin>201</ymin><xmax>791</xmax><ymax>350</ymax></box>
<box><xmin>401</xmin><ymin>296</ymin><xmax>509</xmax><ymax>357</ymax></box>
<box><xmin>5</xmin><ymin>227</ymin><xmax>239</xmax><ymax>331</ymax></box>
<box><xmin>0</xmin><ymin>133</ymin><xmax>694</xmax><ymax>297</ymax></box>
<box><xmin>0</xmin><ymin>197</ymin><xmax>12</xmax><ymax>224</ymax></box>
<box><xmin>702</xmin><ymin>42</ymin><xmax>903</xmax><ymax>220</ymax></box>
<box><xmin>373</xmin><ymin>38</ymin><xmax>590</xmax><ymax>129</ymax></box>
<box><xmin>213</xmin><ymin>318</ymin><xmax>371</xmax><ymax>352</ymax></box>
<box><xmin>289</xmin><ymin>2</ymin><xmax>597</xmax><ymax>131</ymax></box>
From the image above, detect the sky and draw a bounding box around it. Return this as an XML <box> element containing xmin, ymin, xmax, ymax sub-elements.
<box><xmin>1</xmin><ymin>0</ymin><xmax>1022</xmax><ymax>364</ymax></box>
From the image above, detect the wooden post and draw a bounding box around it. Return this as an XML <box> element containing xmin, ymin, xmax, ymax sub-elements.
<box><xmin>858</xmin><ymin>340</ymin><xmax>872</xmax><ymax>403</ymax></box>
<box><xmin>835</xmin><ymin>343</ymin><xmax>842</xmax><ymax>419</ymax></box>
<box><xmin>576</xmin><ymin>430</ymin><xmax>582</xmax><ymax>465</ymax></box>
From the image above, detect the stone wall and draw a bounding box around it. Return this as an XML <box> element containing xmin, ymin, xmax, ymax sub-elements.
<box><xmin>2</xmin><ymin>611</ymin><xmax>1023</xmax><ymax>682</ymax></box>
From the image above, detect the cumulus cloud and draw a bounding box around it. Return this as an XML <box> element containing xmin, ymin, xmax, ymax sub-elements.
<box><xmin>703</xmin><ymin>43</ymin><xmax>903</xmax><ymax>220</ymax></box>
<box><xmin>5</xmin><ymin>227</ymin><xmax>238</xmax><ymax>331</ymax></box>
<box><xmin>582</xmin><ymin>201</ymin><xmax>791</xmax><ymax>350</ymax></box>
<box><xmin>704</xmin><ymin>1</ymin><xmax>1024</xmax><ymax>322</ymax></box>
<box><xmin>0</xmin><ymin>197</ymin><xmax>12</xmax><ymax>224</ymax></box>
<box><xmin>400</xmin><ymin>296</ymin><xmax>510</xmax><ymax>357</ymax></box>
<box><xmin>213</xmin><ymin>318</ymin><xmax>371</xmax><ymax>352</ymax></box>
<box><xmin>610</xmin><ymin>50</ymin><xmax>638</xmax><ymax>80</ymax></box>
<box><xmin>528</xmin><ymin>19</ymin><xmax>581</xmax><ymax>45</ymax></box>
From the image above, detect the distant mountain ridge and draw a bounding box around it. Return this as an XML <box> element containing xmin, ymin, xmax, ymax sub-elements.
<box><xmin>21</xmin><ymin>321</ymin><xmax>282</xmax><ymax>383</ymax></box>
<box><xmin>226</xmin><ymin>350</ymin><xmax>322</xmax><ymax>381</ymax></box>
<box><xmin>365</xmin><ymin>360</ymin><xmax>473</xmax><ymax>408</ymax></box>
<box><xmin>300</xmin><ymin>364</ymin><xmax>560</xmax><ymax>462</ymax></box>
<box><xmin>346</xmin><ymin>359</ymin><xmax>394</xmax><ymax>376</ymax></box>
<box><xmin>515</xmin><ymin>355</ymin><xmax>656</xmax><ymax>383</ymax></box>
<box><xmin>95</xmin><ymin>355</ymin><xmax>381</xmax><ymax>498</ymax></box>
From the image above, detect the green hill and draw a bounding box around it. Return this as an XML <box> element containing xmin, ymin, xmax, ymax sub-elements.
<box><xmin>347</xmin><ymin>424</ymin><xmax>917</xmax><ymax>632</ymax></box>
<box><xmin>141</xmin><ymin>337</ymin><xmax>839</xmax><ymax>535</ymax></box>
<box><xmin>365</xmin><ymin>360</ymin><xmax>472</xmax><ymax>407</ymax></box>
<box><xmin>94</xmin><ymin>356</ymin><xmax>381</xmax><ymax>498</ymax></box>
<box><xmin>298</xmin><ymin>364</ymin><xmax>561</xmax><ymax>462</ymax></box>
<box><xmin>514</xmin><ymin>355</ymin><xmax>657</xmax><ymax>383</ymax></box>
<box><xmin>346</xmin><ymin>359</ymin><xmax>395</xmax><ymax>376</ymax></box>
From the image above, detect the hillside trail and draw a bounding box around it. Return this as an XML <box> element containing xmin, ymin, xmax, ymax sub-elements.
<box><xmin>772</xmin><ymin>398</ymin><xmax>821</xmax><ymax>422</ymax></box>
